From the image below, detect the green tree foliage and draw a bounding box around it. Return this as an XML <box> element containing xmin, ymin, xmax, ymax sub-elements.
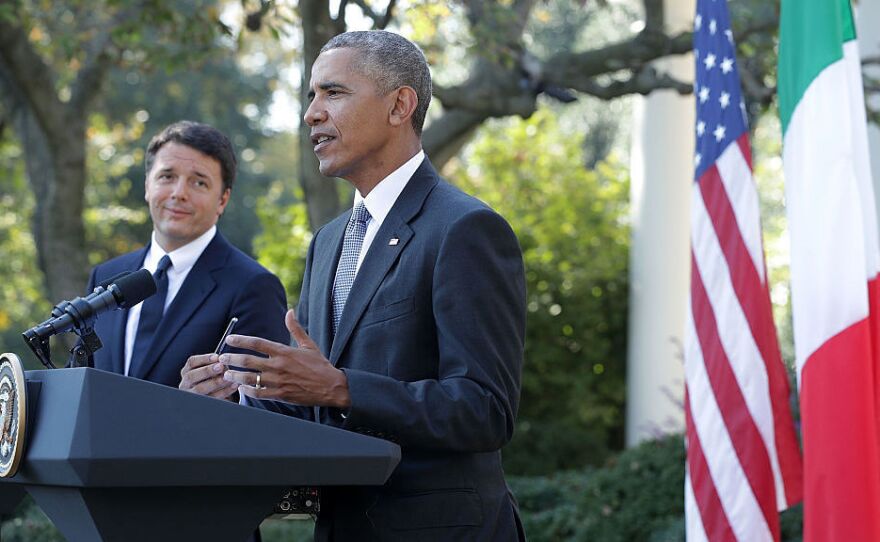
<box><xmin>0</xmin><ymin>18</ymin><xmax>286</xmax><ymax>361</ymax></box>
<box><xmin>253</xmin><ymin>134</ymin><xmax>350</xmax><ymax>307</ymax></box>
<box><xmin>85</xmin><ymin>50</ymin><xmax>281</xmax><ymax>263</ymax></box>
<box><xmin>0</xmin><ymin>136</ymin><xmax>49</xmax><ymax>364</ymax></box>
<box><xmin>0</xmin><ymin>0</ymin><xmax>242</xmax><ymax>310</ymax></box>
<box><xmin>447</xmin><ymin>107</ymin><xmax>630</xmax><ymax>474</ymax></box>
<box><xmin>252</xmin><ymin>180</ymin><xmax>312</xmax><ymax>308</ymax></box>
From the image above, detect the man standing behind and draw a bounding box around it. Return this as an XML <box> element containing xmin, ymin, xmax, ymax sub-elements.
<box><xmin>85</xmin><ymin>121</ymin><xmax>288</xmax><ymax>389</ymax></box>
<box><xmin>182</xmin><ymin>32</ymin><xmax>527</xmax><ymax>540</ymax></box>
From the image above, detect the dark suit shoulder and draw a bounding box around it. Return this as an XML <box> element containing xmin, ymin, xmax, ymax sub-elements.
<box><xmin>93</xmin><ymin>248</ymin><xmax>146</xmax><ymax>270</ymax></box>
<box><xmin>423</xmin><ymin>178</ymin><xmax>513</xmax><ymax>233</ymax></box>
<box><xmin>430</xmin><ymin>178</ymin><xmax>490</xmax><ymax>210</ymax></box>
<box><xmin>90</xmin><ymin>248</ymin><xmax>146</xmax><ymax>285</ymax></box>
<box><xmin>215</xmin><ymin>238</ymin><xmax>278</xmax><ymax>277</ymax></box>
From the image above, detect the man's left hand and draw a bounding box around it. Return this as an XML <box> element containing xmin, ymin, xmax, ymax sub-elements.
<box><xmin>220</xmin><ymin>309</ymin><xmax>351</xmax><ymax>408</ymax></box>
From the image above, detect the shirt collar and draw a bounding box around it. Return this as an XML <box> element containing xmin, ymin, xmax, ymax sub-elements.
<box><xmin>144</xmin><ymin>225</ymin><xmax>217</xmax><ymax>274</ymax></box>
<box><xmin>354</xmin><ymin>149</ymin><xmax>424</xmax><ymax>227</ymax></box>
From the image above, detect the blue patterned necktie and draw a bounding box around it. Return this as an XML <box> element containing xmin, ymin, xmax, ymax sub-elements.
<box><xmin>332</xmin><ymin>202</ymin><xmax>371</xmax><ymax>335</ymax></box>
<box><xmin>130</xmin><ymin>255</ymin><xmax>172</xmax><ymax>375</ymax></box>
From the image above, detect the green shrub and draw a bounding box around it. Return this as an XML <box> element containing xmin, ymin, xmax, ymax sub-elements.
<box><xmin>511</xmin><ymin>434</ymin><xmax>805</xmax><ymax>542</ymax></box>
<box><xmin>0</xmin><ymin>496</ymin><xmax>64</xmax><ymax>542</ymax></box>
<box><xmin>510</xmin><ymin>434</ymin><xmax>685</xmax><ymax>542</ymax></box>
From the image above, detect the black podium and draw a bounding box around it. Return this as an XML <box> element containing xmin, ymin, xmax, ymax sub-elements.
<box><xmin>0</xmin><ymin>367</ymin><xmax>400</xmax><ymax>541</ymax></box>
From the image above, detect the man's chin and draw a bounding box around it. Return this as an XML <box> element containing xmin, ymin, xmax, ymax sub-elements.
<box><xmin>317</xmin><ymin>163</ymin><xmax>334</xmax><ymax>177</ymax></box>
<box><xmin>155</xmin><ymin>226</ymin><xmax>199</xmax><ymax>249</ymax></box>
<box><xmin>317</xmin><ymin>159</ymin><xmax>346</xmax><ymax>179</ymax></box>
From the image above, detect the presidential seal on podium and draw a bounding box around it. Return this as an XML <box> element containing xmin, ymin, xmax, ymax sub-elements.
<box><xmin>0</xmin><ymin>353</ymin><xmax>26</xmax><ymax>478</ymax></box>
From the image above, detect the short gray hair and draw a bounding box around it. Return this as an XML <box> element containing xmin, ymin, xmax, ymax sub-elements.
<box><xmin>321</xmin><ymin>30</ymin><xmax>432</xmax><ymax>137</ymax></box>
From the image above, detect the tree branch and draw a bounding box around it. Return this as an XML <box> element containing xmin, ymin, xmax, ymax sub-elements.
<box><xmin>423</xmin><ymin>109</ymin><xmax>488</xmax><ymax>169</ymax></box>
<box><xmin>575</xmin><ymin>66</ymin><xmax>691</xmax><ymax>99</ymax></box>
<box><xmin>71</xmin><ymin>2</ymin><xmax>149</xmax><ymax>111</ymax></box>
<box><xmin>642</xmin><ymin>0</ymin><xmax>663</xmax><ymax>32</ymax></box>
<box><xmin>0</xmin><ymin>12</ymin><xmax>64</xmax><ymax>137</ymax></box>
<box><xmin>738</xmin><ymin>61</ymin><xmax>774</xmax><ymax>106</ymax></box>
<box><xmin>543</xmin><ymin>28</ymin><xmax>692</xmax><ymax>90</ymax></box>
<box><xmin>349</xmin><ymin>0</ymin><xmax>397</xmax><ymax>29</ymax></box>
<box><xmin>431</xmin><ymin>24</ymin><xmax>696</xmax><ymax>123</ymax></box>
<box><xmin>336</xmin><ymin>0</ymin><xmax>349</xmax><ymax>22</ymax></box>
<box><xmin>433</xmin><ymin>71</ymin><xmax>536</xmax><ymax>118</ymax></box>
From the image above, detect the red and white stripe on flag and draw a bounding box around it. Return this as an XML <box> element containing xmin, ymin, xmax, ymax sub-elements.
<box><xmin>685</xmin><ymin>0</ymin><xmax>803</xmax><ymax>540</ymax></box>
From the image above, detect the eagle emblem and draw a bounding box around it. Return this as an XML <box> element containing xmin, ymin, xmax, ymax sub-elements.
<box><xmin>0</xmin><ymin>354</ymin><xmax>26</xmax><ymax>478</ymax></box>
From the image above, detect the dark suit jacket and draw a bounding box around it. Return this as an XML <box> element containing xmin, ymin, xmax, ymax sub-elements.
<box><xmin>254</xmin><ymin>159</ymin><xmax>527</xmax><ymax>541</ymax></box>
<box><xmin>86</xmin><ymin>232</ymin><xmax>289</xmax><ymax>387</ymax></box>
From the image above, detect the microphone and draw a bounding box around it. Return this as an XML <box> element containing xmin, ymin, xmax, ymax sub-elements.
<box><xmin>46</xmin><ymin>271</ymin><xmax>133</xmax><ymax>322</ymax></box>
<box><xmin>23</xmin><ymin>269</ymin><xmax>157</xmax><ymax>343</ymax></box>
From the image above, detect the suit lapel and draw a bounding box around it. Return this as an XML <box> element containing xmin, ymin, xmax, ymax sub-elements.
<box><xmin>311</xmin><ymin>218</ymin><xmax>347</xmax><ymax>357</ymax></box>
<box><xmin>110</xmin><ymin>248</ymin><xmax>149</xmax><ymax>375</ymax></box>
<box><xmin>129</xmin><ymin>234</ymin><xmax>225</xmax><ymax>380</ymax></box>
<box><xmin>329</xmin><ymin>159</ymin><xmax>439</xmax><ymax>363</ymax></box>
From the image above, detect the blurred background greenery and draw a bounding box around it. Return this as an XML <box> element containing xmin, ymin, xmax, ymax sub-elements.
<box><xmin>0</xmin><ymin>0</ymin><xmax>811</xmax><ymax>539</ymax></box>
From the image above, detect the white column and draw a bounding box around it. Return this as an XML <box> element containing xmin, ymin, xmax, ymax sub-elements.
<box><xmin>855</xmin><ymin>0</ymin><xmax>880</xmax><ymax>218</ymax></box>
<box><xmin>625</xmin><ymin>0</ymin><xmax>695</xmax><ymax>446</ymax></box>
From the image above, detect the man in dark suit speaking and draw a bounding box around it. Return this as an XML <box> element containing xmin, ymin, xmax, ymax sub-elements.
<box><xmin>181</xmin><ymin>32</ymin><xmax>527</xmax><ymax>540</ymax></box>
<box><xmin>84</xmin><ymin>121</ymin><xmax>288</xmax><ymax>389</ymax></box>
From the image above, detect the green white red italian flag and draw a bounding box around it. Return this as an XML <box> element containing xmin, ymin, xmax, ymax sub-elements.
<box><xmin>778</xmin><ymin>1</ymin><xmax>880</xmax><ymax>540</ymax></box>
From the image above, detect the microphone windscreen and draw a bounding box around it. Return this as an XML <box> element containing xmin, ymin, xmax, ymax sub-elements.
<box><xmin>115</xmin><ymin>268</ymin><xmax>157</xmax><ymax>308</ymax></box>
<box><xmin>97</xmin><ymin>270</ymin><xmax>131</xmax><ymax>289</ymax></box>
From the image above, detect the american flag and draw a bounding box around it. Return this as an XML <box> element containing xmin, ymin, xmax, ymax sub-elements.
<box><xmin>684</xmin><ymin>0</ymin><xmax>803</xmax><ymax>540</ymax></box>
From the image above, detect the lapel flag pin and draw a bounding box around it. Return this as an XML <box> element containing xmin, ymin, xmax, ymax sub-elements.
<box><xmin>389</xmin><ymin>237</ymin><xmax>399</xmax><ymax>246</ymax></box>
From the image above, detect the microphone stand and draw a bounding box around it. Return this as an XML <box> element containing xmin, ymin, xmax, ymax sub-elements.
<box><xmin>68</xmin><ymin>324</ymin><xmax>102</xmax><ymax>368</ymax></box>
<box><xmin>23</xmin><ymin>293</ymin><xmax>107</xmax><ymax>370</ymax></box>
<box><xmin>22</xmin><ymin>330</ymin><xmax>55</xmax><ymax>370</ymax></box>
<box><xmin>64</xmin><ymin>294</ymin><xmax>105</xmax><ymax>368</ymax></box>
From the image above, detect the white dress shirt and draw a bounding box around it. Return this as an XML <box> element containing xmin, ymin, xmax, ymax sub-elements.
<box><xmin>123</xmin><ymin>225</ymin><xmax>217</xmax><ymax>375</ymax></box>
<box><xmin>352</xmin><ymin>149</ymin><xmax>424</xmax><ymax>273</ymax></box>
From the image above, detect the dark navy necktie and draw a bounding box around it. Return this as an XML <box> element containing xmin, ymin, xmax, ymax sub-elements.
<box><xmin>332</xmin><ymin>202</ymin><xmax>371</xmax><ymax>335</ymax></box>
<box><xmin>130</xmin><ymin>255</ymin><xmax>172</xmax><ymax>376</ymax></box>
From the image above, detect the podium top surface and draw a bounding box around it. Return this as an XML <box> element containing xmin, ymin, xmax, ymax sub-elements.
<box><xmin>2</xmin><ymin>368</ymin><xmax>399</xmax><ymax>488</ymax></box>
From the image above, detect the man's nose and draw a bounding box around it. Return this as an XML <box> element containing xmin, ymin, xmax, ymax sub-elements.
<box><xmin>304</xmin><ymin>99</ymin><xmax>326</xmax><ymax>126</ymax></box>
<box><xmin>170</xmin><ymin>179</ymin><xmax>188</xmax><ymax>199</ymax></box>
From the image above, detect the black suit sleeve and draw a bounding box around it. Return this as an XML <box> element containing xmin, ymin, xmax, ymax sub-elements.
<box><xmin>342</xmin><ymin>208</ymin><xmax>526</xmax><ymax>452</ymax></box>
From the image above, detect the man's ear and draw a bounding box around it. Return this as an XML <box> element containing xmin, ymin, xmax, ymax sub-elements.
<box><xmin>388</xmin><ymin>86</ymin><xmax>418</xmax><ymax>128</ymax></box>
<box><xmin>218</xmin><ymin>187</ymin><xmax>231</xmax><ymax>216</ymax></box>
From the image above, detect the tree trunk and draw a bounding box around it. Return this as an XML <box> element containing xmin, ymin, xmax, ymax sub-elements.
<box><xmin>36</xmin><ymin>117</ymin><xmax>89</xmax><ymax>305</ymax></box>
<box><xmin>0</xmin><ymin>69</ymin><xmax>89</xmax><ymax>307</ymax></box>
